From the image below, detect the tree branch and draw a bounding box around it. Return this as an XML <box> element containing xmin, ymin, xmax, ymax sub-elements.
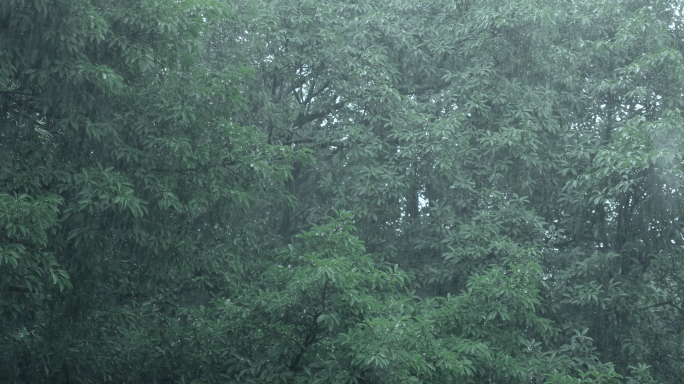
<box><xmin>292</xmin><ymin>100</ymin><xmax>345</xmax><ymax>129</ymax></box>
<box><xmin>4</xmin><ymin>285</ymin><xmax>31</xmax><ymax>293</ymax></box>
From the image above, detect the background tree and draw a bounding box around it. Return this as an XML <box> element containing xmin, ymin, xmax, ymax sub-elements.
<box><xmin>226</xmin><ymin>0</ymin><xmax>684</xmax><ymax>382</ymax></box>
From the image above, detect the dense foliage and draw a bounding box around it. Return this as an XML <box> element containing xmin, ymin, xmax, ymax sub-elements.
<box><xmin>2</xmin><ymin>0</ymin><xmax>684</xmax><ymax>383</ymax></box>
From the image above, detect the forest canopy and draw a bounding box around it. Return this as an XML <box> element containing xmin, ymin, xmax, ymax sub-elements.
<box><xmin>2</xmin><ymin>0</ymin><xmax>684</xmax><ymax>383</ymax></box>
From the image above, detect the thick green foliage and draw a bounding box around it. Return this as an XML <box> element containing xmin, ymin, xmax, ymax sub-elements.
<box><xmin>1</xmin><ymin>0</ymin><xmax>296</xmax><ymax>381</ymax></box>
<box><xmin>2</xmin><ymin>0</ymin><xmax>684</xmax><ymax>383</ymax></box>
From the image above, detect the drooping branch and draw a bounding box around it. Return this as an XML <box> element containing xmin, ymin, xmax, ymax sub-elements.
<box><xmin>3</xmin><ymin>285</ymin><xmax>32</xmax><ymax>293</ymax></box>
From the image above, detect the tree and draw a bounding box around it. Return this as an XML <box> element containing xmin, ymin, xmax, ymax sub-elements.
<box><xmin>226</xmin><ymin>0</ymin><xmax>684</xmax><ymax>382</ymax></box>
<box><xmin>3</xmin><ymin>0</ymin><xmax>684</xmax><ymax>383</ymax></box>
<box><xmin>1</xmin><ymin>0</ymin><xmax>296</xmax><ymax>382</ymax></box>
